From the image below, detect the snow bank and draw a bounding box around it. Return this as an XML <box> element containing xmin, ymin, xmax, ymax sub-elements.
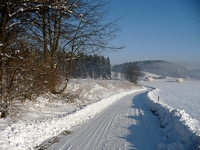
<box><xmin>142</xmin><ymin>79</ymin><xmax>200</xmax><ymax>121</ymax></box>
<box><xmin>0</xmin><ymin>89</ymin><xmax>143</xmax><ymax>150</ymax></box>
<box><xmin>145</xmin><ymin>88</ymin><xmax>200</xmax><ymax>150</ymax></box>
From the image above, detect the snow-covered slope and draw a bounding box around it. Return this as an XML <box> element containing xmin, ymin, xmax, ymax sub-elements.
<box><xmin>0</xmin><ymin>79</ymin><xmax>140</xmax><ymax>150</ymax></box>
<box><xmin>0</xmin><ymin>89</ymin><xmax>143</xmax><ymax>150</ymax></box>
<box><xmin>112</xmin><ymin>60</ymin><xmax>187</xmax><ymax>78</ymax></box>
<box><xmin>0</xmin><ymin>79</ymin><xmax>138</xmax><ymax>125</ymax></box>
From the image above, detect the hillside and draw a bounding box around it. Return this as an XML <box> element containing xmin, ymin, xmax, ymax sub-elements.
<box><xmin>112</xmin><ymin>60</ymin><xmax>187</xmax><ymax>78</ymax></box>
<box><xmin>186</xmin><ymin>69</ymin><xmax>200</xmax><ymax>79</ymax></box>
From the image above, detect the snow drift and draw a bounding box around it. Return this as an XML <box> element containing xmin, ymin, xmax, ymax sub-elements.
<box><xmin>145</xmin><ymin>88</ymin><xmax>200</xmax><ymax>150</ymax></box>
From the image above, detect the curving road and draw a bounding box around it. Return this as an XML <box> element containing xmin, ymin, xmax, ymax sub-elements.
<box><xmin>49</xmin><ymin>90</ymin><xmax>166</xmax><ymax>150</ymax></box>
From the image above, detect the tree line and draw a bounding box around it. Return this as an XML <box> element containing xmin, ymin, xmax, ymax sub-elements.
<box><xmin>71</xmin><ymin>54</ymin><xmax>111</xmax><ymax>79</ymax></box>
<box><xmin>0</xmin><ymin>0</ymin><xmax>121</xmax><ymax>119</ymax></box>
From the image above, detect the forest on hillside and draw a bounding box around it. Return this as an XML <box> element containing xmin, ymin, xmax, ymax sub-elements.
<box><xmin>112</xmin><ymin>60</ymin><xmax>188</xmax><ymax>78</ymax></box>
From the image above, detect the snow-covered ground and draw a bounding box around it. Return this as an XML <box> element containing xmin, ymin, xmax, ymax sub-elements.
<box><xmin>48</xmin><ymin>90</ymin><xmax>167</xmax><ymax>150</ymax></box>
<box><xmin>0</xmin><ymin>79</ymin><xmax>138</xmax><ymax>126</ymax></box>
<box><xmin>0</xmin><ymin>77</ymin><xmax>200</xmax><ymax>150</ymax></box>
<box><xmin>142</xmin><ymin>78</ymin><xmax>200</xmax><ymax>121</ymax></box>
<box><xmin>141</xmin><ymin>74</ymin><xmax>200</xmax><ymax>149</ymax></box>
<box><xmin>0</xmin><ymin>79</ymin><xmax>141</xmax><ymax>150</ymax></box>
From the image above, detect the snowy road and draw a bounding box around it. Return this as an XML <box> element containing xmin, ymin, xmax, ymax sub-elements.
<box><xmin>49</xmin><ymin>90</ymin><xmax>166</xmax><ymax>150</ymax></box>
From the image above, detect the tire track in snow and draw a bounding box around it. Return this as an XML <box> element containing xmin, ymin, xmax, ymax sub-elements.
<box><xmin>93</xmin><ymin>94</ymin><xmax>131</xmax><ymax>149</ymax></box>
<box><xmin>50</xmin><ymin>90</ymin><xmax>167</xmax><ymax>150</ymax></box>
<box><xmin>68</xmin><ymin>92</ymin><xmax>131</xmax><ymax>150</ymax></box>
<box><xmin>129</xmin><ymin>92</ymin><xmax>158</xmax><ymax>150</ymax></box>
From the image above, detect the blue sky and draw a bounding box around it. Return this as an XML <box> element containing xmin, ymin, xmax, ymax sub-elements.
<box><xmin>105</xmin><ymin>0</ymin><xmax>200</xmax><ymax>69</ymax></box>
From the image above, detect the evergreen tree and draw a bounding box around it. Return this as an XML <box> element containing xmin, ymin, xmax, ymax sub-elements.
<box><xmin>69</xmin><ymin>54</ymin><xmax>111</xmax><ymax>79</ymax></box>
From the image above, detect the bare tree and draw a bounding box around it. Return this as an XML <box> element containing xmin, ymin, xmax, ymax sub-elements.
<box><xmin>0</xmin><ymin>1</ymin><xmax>26</xmax><ymax>118</ymax></box>
<box><xmin>0</xmin><ymin>1</ymin><xmax>52</xmax><ymax>119</ymax></box>
<box><xmin>59</xmin><ymin>0</ymin><xmax>123</xmax><ymax>92</ymax></box>
<box><xmin>124</xmin><ymin>64</ymin><xmax>142</xmax><ymax>84</ymax></box>
<box><xmin>0</xmin><ymin>0</ymin><xmax>123</xmax><ymax>119</ymax></box>
<box><xmin>23</xmin><ymin>0</ymin><xmax>123</xmax><ymax>93</ymax></box>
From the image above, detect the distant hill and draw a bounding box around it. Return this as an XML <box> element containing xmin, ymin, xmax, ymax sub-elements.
<box><xmin>112</xmin><ymin>60</ymin><xmax>187</xmax><ymax>78</ymax></box>
<box><xmin>186</xmin><ymin>69</ymin><xmax>200</xmax><ymax>79</ymax></box>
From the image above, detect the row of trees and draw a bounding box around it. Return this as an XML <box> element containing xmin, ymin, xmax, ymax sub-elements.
<box><xmin>0</xmin><ymin>0</ymin><xmax>121</xmax><ymax>119</ymax></box>
<box><xmin>112</xmin><ymin>62</ymin><xmax>142</xmax><ymax>84</ymax></box>
<box><xmin>71</xmin><ymin>54</ymin><xmax>111</xmax><ymax>79</ymax></box>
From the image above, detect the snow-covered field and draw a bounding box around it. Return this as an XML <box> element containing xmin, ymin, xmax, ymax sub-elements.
<box><xmin>0</xmin><ymin>77</ymin><xmax>200</xmax><ymax>150</ymax></box>
<box><xmin>141</xmin><ymin>74</ymin><xmax>200</xmax><ymax>149</ymax></box>
<box><xmin>142</xmin><ymin>78</ymin><xmax>200</xmax><ymax>121</ymax></box>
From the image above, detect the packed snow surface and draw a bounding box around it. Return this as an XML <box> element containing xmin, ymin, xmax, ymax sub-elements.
<box><xmin>0</xmin><ymin>78</ymin><xmax>200</xmax><ymax>149</ymax></box>
<box><xmin>49</xmin><ymin>90</ymin><xmax>167</xmax><ymax>150</ymax></box>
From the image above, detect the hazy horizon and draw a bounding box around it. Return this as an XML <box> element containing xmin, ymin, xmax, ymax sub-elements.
<box><xmin>106</xmin><ymin>0</ymin><xmax>200</xmax><ymax>70</ymax></box>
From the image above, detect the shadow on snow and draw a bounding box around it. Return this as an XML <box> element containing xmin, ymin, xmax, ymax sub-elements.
<box><xmin>119</xmin><ymin>91</ymin><xmax>163</xmax><ymax>150</ymax></box>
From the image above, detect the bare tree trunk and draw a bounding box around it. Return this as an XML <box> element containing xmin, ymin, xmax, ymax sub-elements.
<box><xmin>0</xmin><ymin>58</ymin><xmax>7</xmax><ymax>119</ymax></box>
<box><xmin>0</xmin><ymin>4</ymin><xmax>9</xmax><ymax>118</ymax></box>
<box><xmin>48</xmin><ymin>10</ymin><xmax>63</xmax><ymax>94</ymax></box>
<box><xmin>42</xmin><ymin>6</ymin><xmax>49</xmax><ymax>63</ymax></box>
<box><xmin>0</xmin><ymin>5</ymin><xmax>9</xmax><ymax>45</ymax></box>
